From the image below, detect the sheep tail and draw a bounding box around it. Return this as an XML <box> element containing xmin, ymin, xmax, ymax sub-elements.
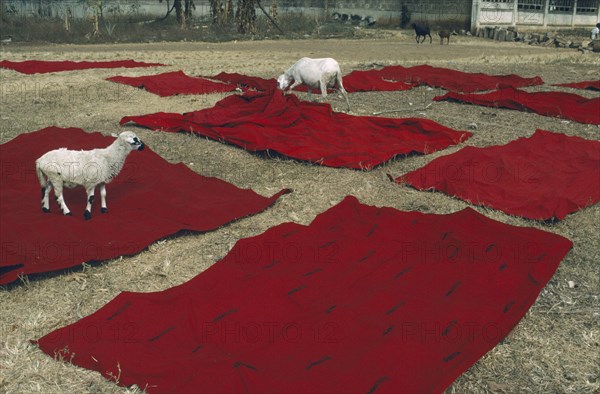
<box><xmin>35</xmin><ymin>161</ymin><xmax>47</xmax><ymax>187</ymax></box>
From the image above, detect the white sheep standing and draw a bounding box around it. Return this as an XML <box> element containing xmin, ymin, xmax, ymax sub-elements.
<box><xmin>277</xmin><ymin>57</ymin><xmax>351</xmax><ymax>112</ymax></box>
<box><xmin>35</xmin><ymin>131</ymin><xmax>144</xmax><ymax>220</ymax></box>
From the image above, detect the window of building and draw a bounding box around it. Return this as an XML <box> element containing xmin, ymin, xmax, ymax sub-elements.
<box><xmin>548</xmin><ymin>0</ymin><xmax>574</xmax><ymax>13</ymax></box>
<box><xmin>576</xmin><ymin>0</ymin><xmax>598</xmax><ymax>14</ymax></box>
<box><xmin>517</xmin><ymin>0</ymin><xmax>544</xmax><ymax>11</ymax></box>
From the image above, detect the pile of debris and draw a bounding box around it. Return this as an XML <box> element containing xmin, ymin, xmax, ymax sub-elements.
<box><xmin>474</xmin><ymin>26</ymin><xmax>599</xmax><ymax>52</ymax></box>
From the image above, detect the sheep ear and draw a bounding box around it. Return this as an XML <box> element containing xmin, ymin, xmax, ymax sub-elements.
<box><xmin>111</xmin><ymin>133</ymin><xmax>118</xmax><ymax>138</ymax></box>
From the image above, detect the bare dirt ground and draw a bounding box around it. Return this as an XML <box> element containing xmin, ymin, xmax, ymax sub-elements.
<box><xmin>1</xmin><ymin>31</ymin><xmax>599</xmax><ymax>393</ymax></box>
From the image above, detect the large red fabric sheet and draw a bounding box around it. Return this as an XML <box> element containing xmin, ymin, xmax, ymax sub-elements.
<box><xmin>209</xmin><ymin>72</ymin><xmax>277</xmax><ymax>92</ymax></box>
<box><xmin>120</xmin><ymin>90</ymin><xmax>472</xmax><ymax>170</ymax></box>
<box><xmin>106</xmin><ymin>71</ymin><xmax>237</xmax><ymax>96</ymax></box>
<box><xmin>206</xmin><ymin>66</ymin><xmax>543</xmax><ymax>94</ymax></box>
<box><xmin>35</xmin><ymin>196</ymin><xmax>572</xmax><ymax>393</ymax></box>
<box><xmin>434</xmin><ymin>87</ymin><xmax>600</xmax><ymax>125</ymax></box>
<box><xmin>343</xmin><ymin>70</ymin><xmax>413</xmax><ymax>92</ymax></box>
<box><xmin>0</xmin><ymin>127</ymin><xmax>288</xmax><ymax>285</ymax></box>
<box><xmin>0</xmin><ymin>60</ymin><xmax>165</xmax><ymax>74</ymax></box>
<box><xmin>395</xmin><ymin>130</ymin><xmax>600</xmax><ymax>221</ymax></box>
<box><xmin>344</xmin><ymin>65</ymin><xmax>544</xmax><ymax>93</ymax></box>
<box><xmin>553</xmin><ymin>79</ymin><xmax>600</xmax><ymax>91</ymax></box>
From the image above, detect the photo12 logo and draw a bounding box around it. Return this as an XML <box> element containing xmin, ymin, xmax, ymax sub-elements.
<box><xmin>0</xmin><ymin>81</ymin><xmax>137</xmax><ymax>105</ymax></box>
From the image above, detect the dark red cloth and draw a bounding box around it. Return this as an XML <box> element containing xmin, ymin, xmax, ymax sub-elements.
<box><xmin>35</xmin><ymin>195</ymin><xmax>573</xmax><ymax>393</ymax></box>
<box><xmin>207</xmin><ymin>66</ymin><xmax>543</xmax><ymax>94</ymax></box>
<box><xmin>106</xmin><ymin>71</ymin><xmax>237</xmax><ymax>97</ymax></box>
<box><xmin>0</xmin><ymin>60</ymin><xmax>165</xmax><ymax>74</ymax></box>
<box><xmin>342</xmin><ymin>65</ymin><xmax>544</xmax><ymax>93</ymax></box>
<box><xmin>343</xmin><ymin>70</ymin><xmax>413</xmax><ymax>92</ymax></box>
<box><xmin>395</xmin><ymin>129</ymin><xmax>600</xmax><ymax>221</ymax></box>
<box><xmin>553</xmin><ymin>80</ymin><xmax>600</xmax><ymax>91</ymax></box>
<box><xmin>434</xmin><ymin>87</ymin><xmax>600</xmax><ymax>125</ymax></box>
<box><xmin>209</xmin><ymin>72</ymin><xmax>277</xmax><ymax>92</ymax></box>
<box><xmin>121</xmin><ymin>90</ymin><xmax>472</xmax><ymax>170</ymax></box>
<box><xmin>0</xmin><ymin>127</ymin><xmax>289</xmax><ymax>285</ymax></box>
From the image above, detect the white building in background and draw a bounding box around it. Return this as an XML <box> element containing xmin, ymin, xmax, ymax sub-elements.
<box><xmin>472</xmin><ymin>0</ymin><xmax>600</xmax><ymax>30</ymax></box>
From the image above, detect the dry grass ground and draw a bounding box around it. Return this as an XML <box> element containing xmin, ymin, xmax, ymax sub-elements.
<box><xmin>1</xmin><ymin>31</ymin><xmax>599</xmax><ymax>393</ymax></box>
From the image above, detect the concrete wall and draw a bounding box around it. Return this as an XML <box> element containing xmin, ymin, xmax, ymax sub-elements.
<box><xmin>3</xmin><ymin>0</ymin><xmax>473</xmax><ymax>26</ymax></box>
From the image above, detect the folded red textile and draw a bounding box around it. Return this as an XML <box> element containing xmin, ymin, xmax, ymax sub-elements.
<box><xmin>553</xmin><ymin>80</ymin><xmax>600</xmax><ymax>91</ymax></box>
<box><xmin>35</xmin><ymin>195</ymin><xmax>572</xmax><ymax>393</ymax></box>
<box><xmin>0</xmin><ymin>60</ymin><xmax>165</xmax><ymax>74</ymax></box>
<box><xmin>121</xmin><ymin>89</ymin><xmax>471</xmax><ymax>170</ymax></box>
<box><xmin>434</xmin><ymin>87</ymin><xmax>600</xmax><ymax>125</ymax></box>
<box><xmin>395</xmin><ymin>129</ymin><xmax>600</xmax><ymax>221</ymax></box>
<box><xmin>106</xmin><ymin>71</ymin><xmax>237</xmax><ymax>97</ymax></box>
<box><xmin>0</xmin><ymin>127</ymin><xmax>289</xmax><ymax>285</ymax></box>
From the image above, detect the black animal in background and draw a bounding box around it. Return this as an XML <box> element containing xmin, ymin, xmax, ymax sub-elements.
<box><xmin>411</xmin><ymin>22</ymin><xmax>432</xmax><ymax>44</ymax></box>
<box><xmin>438</xmin><ymin>29</ymin><xmax>458</xmax><ymax>44</ymax></box>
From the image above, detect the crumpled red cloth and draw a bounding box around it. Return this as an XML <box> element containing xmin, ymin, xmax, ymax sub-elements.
<box><xmin>344</xmin><ymin>65</ymin><xmax>544</xmax><ymax>93</ymax></box>
<box><xmin>0</xmin><ymin>60</ymin><xmax>165</xmax><ymax>74</ymax></box>
<box><xmin>0</xmin><ymin>127</ymin><xmax>289</xmax><ymax>285</ymax></box>
<box><xmin>395</xmin><ymin>129</ymin><xmax>600</xmax><ymax>221</ymax></box>
<box><xmin>434</xmin><ymin>87</ymin><xmax>600</xmax><ymax>125</ymax></box>
<box><xmin>106</xmin><ymin>71</ymin><xmax>237</xmax><ymax>96</ymax></box>
<box><xmin>553</xmin><ymin>79</ymin><xmax>600</xmax><ymax>91</ymax></box>
<box><xmin>35</xmin><ymin>195</ymin><xmax>573</xmax><ymax>393</ymax></box>
<box><xmin>120</xmin><ymin>89</ymin><xmax>471</xmax><ymax>170</ymax></box>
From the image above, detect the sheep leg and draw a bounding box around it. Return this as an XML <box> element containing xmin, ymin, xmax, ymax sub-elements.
<box><xmin>41</xmin><ymin>182</ymin><xmax>52</xmax><ymax>213</ymax></box>
<box><xmin>319</xmin><ymin>78</ymin><xmax>328</xmax><ymax>100</ymax></box>
<box><xmin>99</xmin><ymin>183</ymin><xmax>108</xmax><ymax>214</ymax></box>
<box><xmin>53</xmin><ymin>181</ymin><xmax>71</xmax><ymax>216</ymax></box>
<box><xmin>287</xmin><ymin>80</ymin><xmax>302</xmax><ymax>92</ymax></box>
<box><xmin>37</xmin><ymin>166</ymin><xmax>52</xmax><ymax>212</ymax></box>
<box><xmin>84</xmin><ymin>185</ymin><xmax>95</xmax><ymax>220</ymax></box>
<box><xmin>335</xmin><ymin>74</ymin><xmax>351</xmax><ymax>112</ymax></box>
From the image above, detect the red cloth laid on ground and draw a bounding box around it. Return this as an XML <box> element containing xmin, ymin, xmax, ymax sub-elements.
<box><xmin>343</xmin><ymin>70</ymin><xmax>413</xmax><ymax>92</ymax></box>
<box><xmin>106</xmin><ymin>71</ymin><xmax>237</xmax><ymax>96</ymax></box>
<box><xmin>206</xmin><ymin>65</ymin><xmax>543</xmax><ymax>94</ymax></box>
<box><xmin>434</xmin><ymin>87</ymin><xmax>600</xmax><ymax>125</ymax></box>
<box><xmin>35</xmin><ymin>195</ymin><xmax>573</xmax><ymax>393</ymax></box>
<box><xmin>121</xmin><ymin>89</ymin><xmax>472</xmax><ymax>170</ymax></box>
<box><xmin>553</xmin><ymin>80</ymin><xmax>600</xmax><ymax>91</ymax></box>
<box><xmin>0</xmin><ymin>127</ymin><xmax>289</xmax><ymax>285</ymax></box>
<box><xmin>370</xmin><ymin>64</ymin><xmax>544</xmax><ymax>93</ymax></box>
<box><xmin>395</xmin><ymin>129</ymin><xmax>600</xmax><ymax>221</ymax></box>
<box><xmin>0</xmin><ymin>60</ymin><xmax>165</xmax><ymax>74</ymax></box>
<box><xmin>209</xmin><ymin>72</ymin><xmax>277</xmax><ymax>92</ymax></box>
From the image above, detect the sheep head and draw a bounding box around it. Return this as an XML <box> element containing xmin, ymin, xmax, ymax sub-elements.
<box><xmin>118</xmin><ymin>131</ymin><xmax>145</xmax><ymax>151</ymax></box>
<box><xmin>277</xmin><ymin>74</ymin><xmax>293</xmax><ymax>91</ymax></box>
